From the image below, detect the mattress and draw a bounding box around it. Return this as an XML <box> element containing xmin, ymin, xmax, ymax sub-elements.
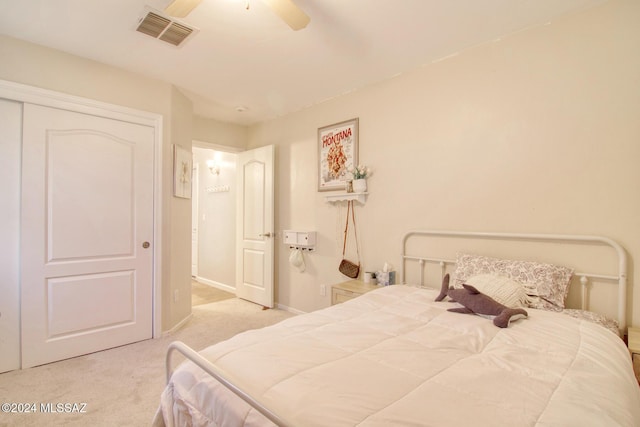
<box><xmin>155</xmin><ymin>285</ymin><xmax>640</xmax><ymax>426</ymax></box>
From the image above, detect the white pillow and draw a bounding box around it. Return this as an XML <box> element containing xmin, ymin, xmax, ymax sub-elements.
<box><xmin>464</xmin><ymin>274</ymin><xmax>535</xmax><ymax>308</ymax></box>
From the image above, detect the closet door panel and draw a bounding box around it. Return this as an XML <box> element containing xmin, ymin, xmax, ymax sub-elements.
<box><xmin>0</xmin><ymin>98</ymin><xmax>22</xmax><ymax>373</ymax></box>
<box><xmin>21</xmin><ymin>103</ymin><xmax>155</xmax><ymax>368</ymax></box>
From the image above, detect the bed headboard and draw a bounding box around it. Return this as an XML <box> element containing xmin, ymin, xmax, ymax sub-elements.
<box><xmin>400</xmin><ymin>230</ymin><xmax>628</xmax><ymax>334</ymax></box>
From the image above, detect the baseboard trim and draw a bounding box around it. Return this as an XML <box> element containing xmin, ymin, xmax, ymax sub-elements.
<box><xmin>192</xmin><ymin>276</ymin><xmax>308</xmax><ymax>315</ymax></box>
<box><xmin>276</xmin><ymin>304</ymin><xmax>306</xmax><ymax>315</ymax></box>
<box><xmin>193</xmin><ymin>276</ymin><xmax>235</xmax><ymax>294</ymax></box>
<box><xmin>162</xmin><ymin>312</ymin><xmax>194</xmax><ymax>336</ymax></box>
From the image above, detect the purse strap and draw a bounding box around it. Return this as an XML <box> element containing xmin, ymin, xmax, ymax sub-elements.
<box><xmin>342</xmin><ymin>200</ymin><xmax>360</xmax><ymax>261</ymax></box>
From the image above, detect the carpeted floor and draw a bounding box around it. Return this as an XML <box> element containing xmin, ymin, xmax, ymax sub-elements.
<box><xmin>0</xmin><ymin>298</ymin><xmax>294</xmax><ymax>427</ymax></box>
<box><xmin>191</xmin><ymin>280</ymin><xmax>235</xmax><ymax>306</ymax></box>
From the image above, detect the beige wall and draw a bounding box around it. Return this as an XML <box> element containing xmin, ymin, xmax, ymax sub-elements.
<box><xmin>248</xmin><ymin>0</ymin><xmax>640</xmax><ymax>328</ymax></box>
<box><xmin>193</xmin><ymin>115</ymin><xmax>247</xmax><ymax>150</ymax></box>
<box><xmin>0</xmin><ymin>35</ymin><xmax>171</xmax><ymax>117</ymax></box>
<box><xmin>165</xmin><ymin>86</ymin><xmax>194</xmax><ymax>328</ymax></box>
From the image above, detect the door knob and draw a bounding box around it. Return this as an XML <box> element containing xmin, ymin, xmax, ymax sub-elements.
<box><xmin>142</xmin><ymin>241</ymin><xmax>150</xmax><ymax>248</ymax></box>
<box><xmin>259</xmin><ymin>232</ymin><xmax>272</xmax><ymax>238</ymax></box>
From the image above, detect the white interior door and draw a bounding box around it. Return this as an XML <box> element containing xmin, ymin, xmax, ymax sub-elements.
<box><xmin>21</xmin><ymin>103</ymin><xmax>154</xmax><ymax>368</ymax></box>
<box><xmin>236</xmin><ymin>145</ymin><xmax>274</xmax><ymax>308</ymax></box>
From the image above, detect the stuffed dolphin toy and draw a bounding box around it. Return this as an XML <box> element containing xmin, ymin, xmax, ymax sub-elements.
<box><xmin>436</xmin><ymin>274</ymin><xmax>528</xmax><ymax>328</ymax></box>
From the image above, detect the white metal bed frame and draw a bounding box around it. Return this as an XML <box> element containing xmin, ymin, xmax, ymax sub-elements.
<box><xmin>164</xmin><ymin>340</ymin><xmax>293</xmax><ymax>427</ymax></box>
<box><xmin>401</xmin><ymin>230</ymin><xmax>628</xmax><ymax>334</ymax></box>
<box><xmin>163</xmin><ymin>230</ymin><xmax>629</xmax><ymax>427</ymax></box>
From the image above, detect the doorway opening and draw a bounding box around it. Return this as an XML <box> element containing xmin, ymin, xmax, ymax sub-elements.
<box><xmin>191</xmin><ymin>144</ymin><xmax>238</xmax><ymax>306</ymax></box>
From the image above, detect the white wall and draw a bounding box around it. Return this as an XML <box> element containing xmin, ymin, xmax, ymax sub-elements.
<box><xmin>248</xmin><ymin>0</ymin><xmax>640</xmax><ymax>328</ymax></box>
<box><xmin>193</xmin><ymin>148</ymin><xmax>238</xmax><ymax>290</ymax></box>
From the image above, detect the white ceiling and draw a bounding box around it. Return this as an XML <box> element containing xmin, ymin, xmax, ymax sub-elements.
<box><xmin>0</xmin><ymin>0</ymin><xmax>606</xmax><ymax>125</ymax></box>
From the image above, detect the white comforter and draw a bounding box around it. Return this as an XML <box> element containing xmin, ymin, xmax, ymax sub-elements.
<box><xmin>156</xmin><ymin>285</ymin><xmax>640</xmax><ymax>426</ymax></box>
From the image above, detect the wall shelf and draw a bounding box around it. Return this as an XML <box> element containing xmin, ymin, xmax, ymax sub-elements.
<box><xmin>325</xmin><ymin>192</ymin><xmax>368</xmax><ymax>204</ymax></box>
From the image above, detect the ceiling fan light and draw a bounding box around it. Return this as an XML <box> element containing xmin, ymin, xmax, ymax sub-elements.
<box><xmin>164</xmin><ymin>0</ymin><xmax>203</xmax><ymax>18</ymax></box>
<box><xmin>261</xmin><ymin>0</ymin><xmax>310</xmax><ymax>31</ymax></box>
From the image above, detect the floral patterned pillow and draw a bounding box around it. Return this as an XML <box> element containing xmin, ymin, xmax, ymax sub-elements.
<box><xmin>562</xmin><ymin>309</ymin><xmax>620</xmax><ymax>337</ymax></box>
<box><xmin>452</xmin><ymin>253</ymin><xmax>574</xmax><ymax>312</ymax></box>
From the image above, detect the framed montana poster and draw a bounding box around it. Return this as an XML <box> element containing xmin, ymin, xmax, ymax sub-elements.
<box><xmin>317</xmin><ymin>118</ymin><xmax>358</xmax><ymax>191</ymax></box>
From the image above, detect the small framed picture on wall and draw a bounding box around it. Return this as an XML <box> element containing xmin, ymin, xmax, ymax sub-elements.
<box><xmin>318</xmin><ymin>118</ymin><xmax>358</xmax><ymax>191</ymax></box>
<box><xmin>173</xmin><ymin>144</ymin><xmax>192</xmax><ymax>199</ymax></box>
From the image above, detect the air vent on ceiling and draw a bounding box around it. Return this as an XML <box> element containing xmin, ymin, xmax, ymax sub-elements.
<box><xmin>136</xmin><ymin>9</ymin><xmax>197</xmax><ymax>47</ymax></box>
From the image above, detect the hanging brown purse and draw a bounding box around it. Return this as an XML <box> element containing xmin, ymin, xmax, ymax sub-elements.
<box><xmin>338</xmin><ymin>200</ymin><xmax>361</xmax><ymax>279</ymax></box>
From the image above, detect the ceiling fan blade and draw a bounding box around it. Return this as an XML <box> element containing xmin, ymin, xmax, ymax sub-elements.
<box><xmin>164</xmin><ymin>0</ymin><xmax>203</xmax><ymax>18</ymax></box>
<box><xmin>261</xmin><ymin>0</ymin><xmax>310</xmax><ymax>31</ymax></box>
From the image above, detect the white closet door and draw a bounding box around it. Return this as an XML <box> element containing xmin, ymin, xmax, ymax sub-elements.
<box><xmin>21</xmin><ymin>103</ymin><xmax>154</xmax><ymax>368</ymax></box>
<box><xmin>0</xmin><ymin>98</ymin><xmax>22</xmax><ymax>373</ymax></box>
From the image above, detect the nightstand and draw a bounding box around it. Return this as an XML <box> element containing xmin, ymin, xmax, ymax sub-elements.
<box><xmin>629</xmin><ymin>327</ymin><xmax>640</xmax><ymax>384</ymax></box>
<box><xmin>630</xmin><ymin>327</ymin><xmax>640</xmax><ymax>354</ymax></box>
<box><xmin>331</xmin><ymin>280</ymin><xmax>381</xmax><ymax>305</ymax></box>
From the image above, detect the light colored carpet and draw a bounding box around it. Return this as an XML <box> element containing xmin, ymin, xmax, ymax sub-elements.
<box><xmin>0</xmin><ymin>298</ymin><xmax>294</xmax><ymax>427</ymax></box>
<box><xmin>191</xmin><ymin>281</ymin><xmax>235</xmax><ymax>306</ymax></box>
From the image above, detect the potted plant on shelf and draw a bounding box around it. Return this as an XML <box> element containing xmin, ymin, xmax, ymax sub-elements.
<box><xmin>349</xmin><ymin>165</ymin><xmax>370</xmax><ymax>193</ymax></box>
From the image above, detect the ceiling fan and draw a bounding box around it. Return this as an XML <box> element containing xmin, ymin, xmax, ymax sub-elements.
<box><xmin>164</xmin><ymin>0</ymin><xmax>310</xmax><ymax>31</ymax></box>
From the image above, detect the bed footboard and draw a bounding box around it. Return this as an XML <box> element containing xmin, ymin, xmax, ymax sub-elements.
<box><xmin>165</xmin><ymin>341</ymin><xmax>292</xmax><ymax>427</ymax></box>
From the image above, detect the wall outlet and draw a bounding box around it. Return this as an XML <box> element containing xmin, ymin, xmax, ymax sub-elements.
<box><xmin>320</xmin><ymin>284</ymin><xmax>326</xmax><ymax>296</ymax></box>
<box><xmin>174</xmin><ymin>289</ymin><xmax>179</xmax><ymax>303</ymax></box>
